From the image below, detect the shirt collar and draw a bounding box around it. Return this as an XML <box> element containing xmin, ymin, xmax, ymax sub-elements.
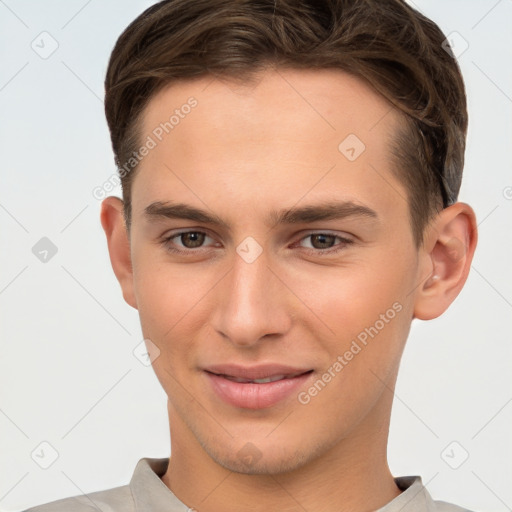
<box><xmin>377</xmin><ymin>476</ymin><xmax>438</xmax><ymax>512</ymax></box>
<box><xmin>130</xmin><ymin>457</ymin><xmax>189</xmax><ymax>511</ymax></box>
<box><xmin>130</xmin><ymin>457</ymin><xmax>438</xmax><ymax>512</ymax></box>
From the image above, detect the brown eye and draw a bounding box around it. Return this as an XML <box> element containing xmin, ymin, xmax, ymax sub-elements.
<box><xmin>297</xmin><ymin>232</ymin><xmax>354</xmax><ymax>255</ymax></box>
<box><xmin>308</xmin><ymin>234</ymin><xmax>337</xmax><ymax>249</ymax></box>
<box><xmin>179</xmin><ymin>232</ymin><xmax>206</xmax><ymax>248</ymax></box>
<box><xmin>161</xmin><ymin>230</ymin><xmax>216</xmax><ymax>255</ymax></box>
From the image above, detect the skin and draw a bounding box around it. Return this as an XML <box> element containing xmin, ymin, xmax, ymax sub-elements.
<box><xmin>101</xmin><ymin>68</ymin><xmax>477</xmax><ymax>512</ymax></box>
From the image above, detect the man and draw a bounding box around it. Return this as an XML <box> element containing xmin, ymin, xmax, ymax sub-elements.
<box><xmin>26</xmin><ymin>0</ymin><xmax>477</xmax><ymax>510</ymax></box>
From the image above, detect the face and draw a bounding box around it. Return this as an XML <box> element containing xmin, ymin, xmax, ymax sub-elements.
<box><xmin>123</xmin><ymin>69</ymin><xmax>424</xmax><ymax>474</ymax></box>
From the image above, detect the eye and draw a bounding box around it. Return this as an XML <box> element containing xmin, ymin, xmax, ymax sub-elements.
<box><xmin>296</xmin><ymin>233</ymin><xmax>354</xmax><ymax>254</ymax></box>
<box><xmin>161</xmin><ymin>230</ymin><xmax>217</xmax><ymax>254</ymax></box>
<box><xmin>160</xmin><ymin>230</ymin><xmax>354</xmax><ymax>256</ymax></box>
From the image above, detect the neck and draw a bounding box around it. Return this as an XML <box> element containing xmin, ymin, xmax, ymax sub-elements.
<box><xmin>161</xmin><ymin>391</ymin><xmax>401</xmax><ymax>512</ymax></box>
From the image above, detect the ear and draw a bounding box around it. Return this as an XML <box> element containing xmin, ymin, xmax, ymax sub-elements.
<box><xmin>413</xmin><ymin>202</ymin><xmax>477</xmax><ymax>320</ymax></box>
<box><xmin>100</xmin><ymin>196</ymin><xmax>138</xmax><ymax>309</ymax></box>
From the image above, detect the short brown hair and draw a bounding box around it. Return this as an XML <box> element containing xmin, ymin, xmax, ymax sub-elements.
<box><xmin>104</xmin><ymin>0</ymin><xmax>467</xmax><ymax>247</ymax></box>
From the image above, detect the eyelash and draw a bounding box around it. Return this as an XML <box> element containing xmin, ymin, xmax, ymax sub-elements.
<box><xmin>160</xmin><ymin>230</ymin><xmax>354</xmax><ymax>256</ymax></box>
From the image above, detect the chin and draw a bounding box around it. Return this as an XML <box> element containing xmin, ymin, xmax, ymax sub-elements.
<box><xmin>215</xmin><ymin>452</ymin><xmax>309</xmax><ymax>476</ymax></box>
<box><xmin>202</xmin><ymin>437</ymin><xmax>313</xmax><ymax>476</ymax></box>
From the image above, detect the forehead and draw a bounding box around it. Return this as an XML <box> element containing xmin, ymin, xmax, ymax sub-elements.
<box><xmin>132</xmin><ymin>68</ymin><xmax>407</xmax><ymax>227</ymax></box>
<box><xmin>141</xmin><ymin>68</ymin><xmax>399</xmax><ymax>146</ymax></box>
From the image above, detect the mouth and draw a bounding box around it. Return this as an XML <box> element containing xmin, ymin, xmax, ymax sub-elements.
<box><xmin>205</xmin><ymin>370</ymin><xmax>311</xmax><ymax>384</ymax></box>
<box><xmin>203</xmin><ymin>364</ymin><xmax>314</xmax><ymax>409</ymax></box>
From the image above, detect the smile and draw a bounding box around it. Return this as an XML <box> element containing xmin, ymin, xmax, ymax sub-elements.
<box><xmin>203</xmin><ymin>365</ymin><xmax>314</xmax><ymax>409</ymax></box>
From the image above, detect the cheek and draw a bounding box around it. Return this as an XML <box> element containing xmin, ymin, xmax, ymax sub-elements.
<box><xmin>133</xmin><ymin>259</ymin><xmax>189</xmax><ymax>343</ymax></box>
<box><xmin>289</xmin><ymin>249</ymin><xmax>414</xmax><ymax>377</ymax></box>
<box><xmin>132</xmin><ymin>258</ymin><xmax>216</xmax><ymax>363</ymax></box>
<box><xmin>133</xmin><ymin>266</ymin><xmax>201</xmax><ymax>393</ymax></box>
<box><xmin>293</xmin><ymin>260</ymin><xmax>407</xmax><ymax>330</ymax></box>
<box><xmin>293</xmin><ymin>267</ymin><xmax>411</xmax><ymax>429</ymax></box>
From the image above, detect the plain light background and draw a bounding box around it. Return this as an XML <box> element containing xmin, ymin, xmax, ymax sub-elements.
<box><xmin>0</xmin><ymin>1</ymin><xmax>511</xmax><ymax>511</ymax></box>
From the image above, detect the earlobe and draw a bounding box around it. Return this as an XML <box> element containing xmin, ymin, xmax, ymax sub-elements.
<box><xmin>413</xmin><ymin>202</ymin><xmax>477</xmax><ymax>321</ymax></box>
<box><xmin>100</xmin><ymin>196</ymin><xmax>138</xmax><ymax>309</ymax></box>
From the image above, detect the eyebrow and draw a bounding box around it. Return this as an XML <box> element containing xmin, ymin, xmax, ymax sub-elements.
<box><xmin>143</xmin><ymin>200</ymin><xmax>378</xmax><ymax>229</ymax></box>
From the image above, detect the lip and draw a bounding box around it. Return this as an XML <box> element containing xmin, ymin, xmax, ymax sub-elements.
<box><xmin>204</xmin><ymin>363</ymin><xmax>312</xmax><ymax>380</ymax></box>
<box><xmin>203</xmin><ymin>364</ymin><xmax>314</xmax><ymax>410</ymax></box>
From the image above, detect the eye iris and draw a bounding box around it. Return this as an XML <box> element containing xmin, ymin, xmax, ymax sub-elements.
<box><xmin>311</xmin><ymin>234</ymin><xmax>335</xmax><ymax>249</ymax></box>
<box><xmin>181</xmin><ymin>232</ymin><xmax>205</xmax><ymax>248</ymax></box>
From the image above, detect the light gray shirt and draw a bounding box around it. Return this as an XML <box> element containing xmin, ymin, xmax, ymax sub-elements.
<box><xmin>24</xmin><ymin>457</ymin><xmax>473</xmax><ymax>512</ymax></box>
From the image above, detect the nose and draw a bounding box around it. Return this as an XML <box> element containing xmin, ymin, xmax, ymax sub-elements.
<box><xmin>210</xmin><ymin>247</ymin><xmax>293</xmax><ymax>347</ymax></box>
